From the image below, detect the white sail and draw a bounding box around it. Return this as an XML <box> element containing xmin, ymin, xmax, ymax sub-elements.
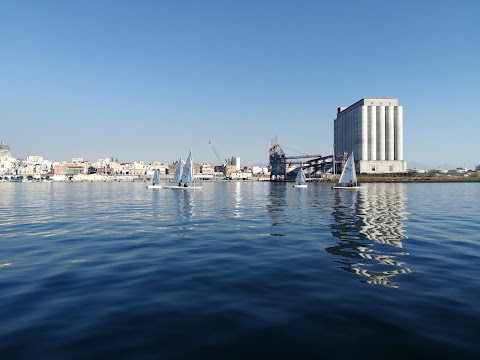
<box><xmin>164</xmin><ymin>150</ymin><xmax>202</xmax><ymax>190</ymax></box>
<box><xmin>147</xmin><ymin>168</ymin><xmax>162</xmax><ymax>188</ymax></box>
<box><xmin>152</xmin><ymin>169</ymin><xmax>160</xmax><ymax>185</ymax></box>
<box><xmin>295</xmin><ymin>167</ymin><xmax>307</xmax><ymax>184</ymax></box>
<box><xmin>338</xmin><ymin>152</ymin><xmax>357</xmax><ymax>185</ymax></box>
<box><xmin>180</xmin><ymin>150</ymin><xmax>194</xmax><ymax>185</ymax></box>
<box><xmin>172</xmin><ymin>158</ymin><xmax>183</xmax><ymax>183</ymax></box>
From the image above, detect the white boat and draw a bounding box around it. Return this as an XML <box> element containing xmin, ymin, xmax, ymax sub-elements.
<box><xmin>293</xmin><ymin>166</ymin><xmax>308</xmax><ymax>188</ymax></box>
<box><xmin>165</xmin><ymin>151</ymin><xmax>202</xmax><ymax>190</ymax></box>
<box><xmin>332</xmin><ymin>152</ymin><xmax>361</xmax><ymax>189</ymax></box>
<box><xmin>147</xmin><ymin>169</ymin><xmax>162</xmax><ymax>189</ymax></box>
<box><xmin>163</xmin><ymin>157</ymin><xmax>184</xmax><ymax>189</ymax></box>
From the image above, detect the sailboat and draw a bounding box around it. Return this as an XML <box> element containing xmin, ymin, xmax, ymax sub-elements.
<box><xmin>163</xmin><ymin>157</ymin><xmax>183</xmax><ymax>189</ymax></box>
<box><xmin>165</xmin><ymin>151</ymin><xmax>202</xmax><ymax>190</ymax></box>
<box><xmin>332</xmin><ymin>152</ymin><xmax>361</xmax><ymax>189</ymax></box>
<box><xmin>147</xmin><ymin>169</ymin><xmax>162</xmax><ymax>189</ymax></box>
<box><xmin>172</xmin><ymin>157</ymin><xmax>183</xmax><ymax>184</ymax></box>
<box><xmin>293</xmin><ymin>166</ymin><xmax>308</xmax><ymax>188</ymax></box>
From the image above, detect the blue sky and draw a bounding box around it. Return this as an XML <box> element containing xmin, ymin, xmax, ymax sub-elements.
<box><xmin>1</xmin><ymin>0</ymin><xmax>479</xmax><ymax>169</ymax></box>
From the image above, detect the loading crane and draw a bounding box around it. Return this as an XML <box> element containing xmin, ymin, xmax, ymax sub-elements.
<box><xmin>209</xmin><ymin>140</ymin><xmax>229</xmax><ymax>178</ymax></box>
<box><xmin>269</xmin><ymin>139</ymin><xmax>332</xmax><ymax>180</ymax></box>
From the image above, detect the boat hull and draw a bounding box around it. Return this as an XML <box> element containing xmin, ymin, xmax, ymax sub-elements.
<box><xmin>293</xmin><ymin>184</ymin><xmax>308</xmax><ymax>188</ymax></box>
<box><xmin>164</xmin><ymin>185</ymin><xmax>202</xmax><ymax>190</ymax></box>
<box><xmin>332</xmin><ymin>186</ymin><xmax>361</xmax><ymax>190</ymax></box>
<box><xmin>147</xmin><ymin>185</ymin><xmax>162</xmax><ymax>189</ymax></box>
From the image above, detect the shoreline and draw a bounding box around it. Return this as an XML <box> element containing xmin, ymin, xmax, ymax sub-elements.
<box><xmin>3</xmin><ymin>174</ymin><xmax>480</xmax><ymax>184</ymax></box>
<box><xmin>355</xmin><ymin>175</ymin><xmax>480</xmax><ymax>183</ymax></box>
<box><xmin>274</xmin><ymin>175</ymin><xmax>480</xmax><ymax>184</ymax></box>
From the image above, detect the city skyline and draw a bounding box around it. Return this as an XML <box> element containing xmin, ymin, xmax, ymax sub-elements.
<box><xmin>1</xmin><ymin>1</ymin><xmax>479</xmax><ymax>169</ymax></box>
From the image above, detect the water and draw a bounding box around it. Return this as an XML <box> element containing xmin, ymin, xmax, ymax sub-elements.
<box><xmin>1</xmin><ymin>181</ymin><xmax>479</xmax><ymax>359</ymax></box>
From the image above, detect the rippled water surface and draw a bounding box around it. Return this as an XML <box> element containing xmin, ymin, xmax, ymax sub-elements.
<box><xmin>1</xmin><ymin>181</ymin><xmax>479</xmax><ymax>359</ymax></box>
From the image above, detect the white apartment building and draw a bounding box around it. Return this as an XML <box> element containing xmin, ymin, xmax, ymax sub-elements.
<box><xmin>0</xmin><ymin>140</ymin><xmax>18</xmax><ymax>175</ymax></box>
<box><xmin>334</xmin><ymin>98</ymin><xmax>407</xmax><ymax>174</ymax></box>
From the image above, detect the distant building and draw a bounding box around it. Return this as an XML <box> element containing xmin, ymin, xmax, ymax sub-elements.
<box><xmin>225</xmin><ymin>165</ymin><xmax>237</xmax><ymax>175</ymax></box>
<box><xmin>230</xmin><ymin>156</ymin><xmax>241</xmax><ymax>171</ymax></box>
<box><xmin>252</xmin><ymin>166</ymin><xmax>269</xmax><ymax>175</ymax></box>
<box><xmin>21</xmin><ymin>155</ymin><xmax>53</xmax><ymax>175</ymax></box>
<box><xmin>200</xmin><ymin>163</ymin><xmax>214</xmax><ymax>174</ymax></box>
<box><xmin>214</xmin><ymin>165</ymin><xmax>225</xmax><ymax>173</ymax></box>
<box><xmin>96</xmin><ymin>167</ymin><xmax>114</xmax><ymax>175</ymax></box>
<box><xmin>26</xmin><ymin>155</ymin><xmax>44</xmax><ymax>162</ymax></box>
<box><xmin>129</xmin><ymin>168</ymin><xmax>146</xmax><ymax>176</ymax></box>
<box><xmin>54</xmin><ymin>165</ymin><xmax>84</xmax><ymax>176</ymax></box>
<box><xmin>0</xmin><ymin>140</ymin><xmax>18</xmax><ymax>175</ymax></box>
<box><xmin>230</xmin><ymin>171</ymin><xmax>252</xmax><ymax>180</ymax></box>
<box><xmin>334</xmin><ymin>98</ymin><xmax>407</xmax><ymax>174</ymax></box>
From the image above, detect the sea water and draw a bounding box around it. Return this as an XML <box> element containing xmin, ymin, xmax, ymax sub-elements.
<box><xmin>0</xmin><ymin>181</ymin><xmax>479</xmax><ymax>359</ymax></box>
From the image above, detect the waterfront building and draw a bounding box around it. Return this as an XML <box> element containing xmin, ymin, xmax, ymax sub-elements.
<box><xmin>118</xmin><ymin>162</ymin><xmax>136</xmax><ymax>174</ymax></box>
<box><xmin>200</xmin><ymin>163</ymin><xmax>214</xmax><ymax>174</ymax></box>
<box><xmin>54</xmin><ymin>164</ymin><xmax>85</xmax><ymax>176</ymax></box>
<box><xmin>230</xmin><ymin>156</ymin><xmax>241</xmax><ymax>171</ymax></box>
<box><xmin>252</xmin><ymin>166</ymin><xmax>269</xmax><ymax>175</ymax></box>
<box><xmin>21</xmin><ymin>155</ymin><xmax>53</xmax><ymax>176</ymax></box>
<box><xmin>129</xmin><ymin>168</ymin><xmax>147</xmax><ymax>176</ymax></box>
<box><xmin>334</xmin><ymin>98</ymin><xmax>407</xmax><ymax>174</ymax></box>
<box><xmin>226</xmin><ymin>165</ymin><xmax>237</xmax><ymax>175</ymax></box>
<box><xmin>213</xmin><ymin>165</ymin><xmax>225</xmax><ymax>173</ymax></box>
<box><xmin>147</xmin><ymin>163</ymin><xmax>168</xmax><ymax>175</ymax></box>
<box><xmin>230</xmin><ymin>171</ymin><xmax>253</xmax><ymax>180</ymax></box>
<box><xmin>131</xmin><ymin>160</ymin><xmax>149</xmax><ymax>174</ymax></box>
<box><xmin>26</xmin><ymin>155</ymin><xmax>44</xmax><ymax>163</ymax></box>
<box><xmin>96</xmin><ymin>167</ymin><xmax>115</xmax><ymax>175</ymax></box>
<box><xmin>108</xmin><ymin>161</ymin><xmax>123</xmax><ymax>174</ymax></box>
<box><xmin>0</xmin><ymin>140</ymin><xmax>18</xmax><ymax>175</ymax></box>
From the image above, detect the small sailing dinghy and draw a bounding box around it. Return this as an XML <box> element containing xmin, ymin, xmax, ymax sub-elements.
<box><xmin>163</xmin><ymin>157</ymin><xmax>183</xmax><ymax>189</ymax></box>
<box><xmin>147</xmin><ymin>169</ymin><xmax>162</xmax><ymax>189</ymax></box>
<box><xmin>332</xmin><ymin>152</ymin><xmax>361</xmax><ymax>189</ymax></box>
<box><xmin>166</xmin><ymin>150</ymin><xmax>202</xmax><ymax>190</ymax></box>
<box><xmin>293</xmin><ymin>166</ymin><xmax>308</xmax><ymax>188</ymax></box>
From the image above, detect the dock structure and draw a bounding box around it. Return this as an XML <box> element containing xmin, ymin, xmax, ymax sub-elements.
<box><xmin>269</xmin><ymin>138</ymin><xmax>333</xmax><ymax>181</ymax></box>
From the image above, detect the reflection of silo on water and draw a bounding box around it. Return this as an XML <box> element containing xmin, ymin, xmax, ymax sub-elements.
<box><xmin>327</xmin><ymin>183</ymin><xmax>411</xmax><ymax>288</ymax></box>
<box><xmin>357</xmin><ymin>183</ymin><xmax>408</xmax><ymax>248</ymax></box>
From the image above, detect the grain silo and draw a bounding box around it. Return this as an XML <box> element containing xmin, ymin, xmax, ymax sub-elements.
<box><xmin>334</xmin><ymin>98</ymin><xmax>406</xmax><ymax>174</ymax></box>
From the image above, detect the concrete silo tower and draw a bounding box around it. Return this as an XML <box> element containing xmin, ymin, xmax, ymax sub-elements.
<box><xmin>334</xmin><ymin>98</ymin><xmax>406</xmax><ymax>174</ymax></box>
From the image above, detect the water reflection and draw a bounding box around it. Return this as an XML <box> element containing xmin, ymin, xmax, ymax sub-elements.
<box><xmin>221</xmin><ymin>181</ymin><xmax>244</xmax><ymax>219</ymax></box>
<box><xmin>232</xmin><ymin>181</ymin><xmax>243</xmax><ymax>218</ymax></box>
<box><xmin>327</xmin><ymin>184</ymin><xmax>411</xmax><ymax>287</ymax></box>
<box><xmin>174</xmin><ymin>189</ymin><xmax>196</xmax><ymax>219</ymax></box>
<box><xmin>266</xmin><ymin>182</ymin><xmax>288</xmax><ymax>235</ymax></box>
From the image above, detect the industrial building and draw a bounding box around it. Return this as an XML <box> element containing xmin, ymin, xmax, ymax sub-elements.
<box><xmin>334</xmin><ymin>98</ymin><xmax>407</xmax><ymax>174</ymax></box>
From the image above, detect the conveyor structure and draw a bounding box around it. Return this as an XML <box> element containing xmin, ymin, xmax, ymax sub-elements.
<box><xmin>268</xmin><ymin>140</ymin><xmax>333</xmax><ymax>181</ymax></box>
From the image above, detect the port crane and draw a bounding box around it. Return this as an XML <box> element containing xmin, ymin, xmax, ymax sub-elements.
<box><xmin>208</xmin><ymin>140</ymin><xmax>229</xmax><ymax>178</ymax></box>
<box><xmin>269</xmin><ymin>138</ymin><xmax>332</xmax><ymax>180</ymax></box>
